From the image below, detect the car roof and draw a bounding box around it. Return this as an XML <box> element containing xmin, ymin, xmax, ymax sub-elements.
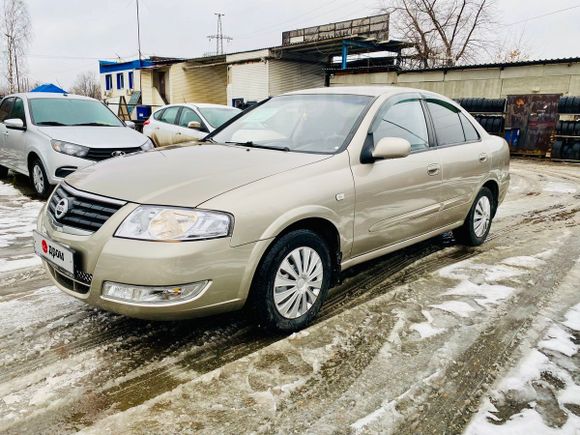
<box><xmin>283</xmin><ymin>85</ymin><xmax>448</xmax><ymax>99</ymax></box>
<box><xmin>153</xmin><ymin>103</ymin><xmax>238</xmax><ymax>112</ymax></box>
<box><xmin>4</xmin><ymin>92</ymin><xmax>96</xmax><ymax>101</ymax></box>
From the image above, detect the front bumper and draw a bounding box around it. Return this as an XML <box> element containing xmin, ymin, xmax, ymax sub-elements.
<box><xmin>38</xmin><ymin>201</ymin><xmax>271</xmax><ymax>320</ymax></box>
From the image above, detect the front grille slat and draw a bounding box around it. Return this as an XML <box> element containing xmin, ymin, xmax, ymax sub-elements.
<box><xmin>49</xmin><ymin>184</ymin><xmax>125</xmax><ymax>233</ymax></box>
<box><xmin>85</xmin><ymin>147</ymin><xmax>142</xmax><ymax>162</ymax></box>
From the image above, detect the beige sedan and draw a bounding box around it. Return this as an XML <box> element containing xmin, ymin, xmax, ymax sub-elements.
<box><xmin>35</xmin><ymin>86</ymin><xmax>510</xmax><ymax>332</ymax></box>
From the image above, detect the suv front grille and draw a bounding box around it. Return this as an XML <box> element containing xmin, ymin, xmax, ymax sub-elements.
<box><xmin>85</xmin><ymin>147</ymin><xmax>142</xmax><ymax>161</ymax></box>
<box><xmin>48</xmin><ymin>184</ymin><xmax>126</xmax><ymax>233</ymax></box>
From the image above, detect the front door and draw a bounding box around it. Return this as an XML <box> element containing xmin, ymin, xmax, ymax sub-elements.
<box><xmin>351</xmin><ymin>93</ymin><xmax>442</xmax><ymax>257</ymax></box>
<box><xmin>4</xmin><ymin>97</ymin><xmax>29</xmax><ymax>173</ymax></box>
<box><xmin>0</xmin><ymin>97</ymin><xmax>14</xmax><ymax>165</ymax></box>
<box><xmin>174</xmin><ymin>107</ymin><xmax>207</xmax><ymax>143</ymax></box>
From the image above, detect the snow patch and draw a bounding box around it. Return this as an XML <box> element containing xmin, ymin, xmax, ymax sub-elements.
<box><xmin>502</xmin><ymin>256</ymin><xmax>546</xmax><ymax>269</ymax></box>
<box><xmin>444</xmin><ymin>280</ymin><xmax>515</xmax><ymax>308</ymax></box>
<box><xmin>0</xmin><ymin>255</ymin><xmax>41</xmax><ymax>273</ymax></box>
<box><xmin>410</xmin><ymin>310</ymin><xmax>445</xmax><ymax>339</ymax></box>
<box><xmin>430</xmin><ymin>300</ymin><xmax>477</xmax><ymax>318</ymax></box>
<box><xmin>543</xmin><ymin>182</ymin><xmax>577</xmax><ymax>194</ymax></box>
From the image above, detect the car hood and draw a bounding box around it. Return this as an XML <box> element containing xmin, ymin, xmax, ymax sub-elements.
<box><xmin>65</xmin><ymin>143</ymin><xmax>330</xmax><ymax>207</ymax></box>
<box><xmin>38</xmin><ymin>126</ymin><xmax>147</xmax><ymax>148</ymax></box>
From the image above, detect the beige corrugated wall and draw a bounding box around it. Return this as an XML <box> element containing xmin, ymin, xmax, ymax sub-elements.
<box><xmin>330</xmin><ymin>62</ymin><xmax>580</xmax><ymax>97</ymax></box>
<box><xmin>168</xmin><ymin>62</ymin><xmax>227</xmax><ymax>104</ymax></box>
<box><xmin>268</xmin><ymin>60</ymin><xmax>325</xmax><ymax>96</ymax></box>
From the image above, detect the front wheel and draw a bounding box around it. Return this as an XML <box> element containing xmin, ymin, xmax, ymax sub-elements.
<box><xmin>30</xmin><ymin>158</ymin><xmax>50</xmax><ymax>199</ymax></box>
<box><xmin>249</xmin><ymin>229</ymin><xmax>332</xmax><ymax>332</ymax></box>
<box><xmin>453</xmin><ymin>187</ymin><xmax>494</xmax><ymax>246</ymax></box>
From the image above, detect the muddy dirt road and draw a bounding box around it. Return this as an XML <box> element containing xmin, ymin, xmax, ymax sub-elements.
<box><xmin>0</xmin><ymin>160</ymin><xmax>579</xmax><ymax>434</ymax></box>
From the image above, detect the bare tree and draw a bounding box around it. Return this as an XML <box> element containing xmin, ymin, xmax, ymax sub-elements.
<box><xmin>382</xmin><ymin>0</ymin><xmax>496</xmax><ymax>68</ymax></box>
<box><xmin>70</xmin><ymin>71</ymin><xmax>102</xmax><ymax>99</ymax></box>
<box><xmin>492</xmin><ymin>30</ymin><xmax>532</xmax><ymax>63</ymax></box>
<box><xmin>1</xmin><ymin>0</ymin><xmax>30</xmax><ymax>92</ymax></box>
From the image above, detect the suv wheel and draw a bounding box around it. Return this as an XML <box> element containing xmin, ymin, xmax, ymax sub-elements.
<box><xmin>453</xmin><ymin>187</ymin><xmax>494</xmax><ymax>246</ymax></box>
<box><xmin>30</xmin><ymin>158</ymin><xmax>50</xmax><ymax>199</ymax></box>
<box><xmin>250</xmin><ymin>229</ymin><xmax>332</xmax><ymax>332</ymax></box>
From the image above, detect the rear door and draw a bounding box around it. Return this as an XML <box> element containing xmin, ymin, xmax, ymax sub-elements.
<box><xmin>425</xmin><ymin>98</ymin><xmax>491</xmax><ymax>227</ymax></box>
<box><xmin>351</xmin><ymin>93</ymin><xmax>443</xmax><ymax>257</ymax></box>
<box><xmin>0</xmin><ymin>98</ymin><xmax>15</xmax><ymax>167</ymax></box>
<box><xmin>154</xmin><ymin>106</ymin><xmax>182</xmax><ymax>146</ymax></box>
<box><xmin>173</xmin><ymin>107</ymin><xmax>208</xmax><ymax>143</ymax></box>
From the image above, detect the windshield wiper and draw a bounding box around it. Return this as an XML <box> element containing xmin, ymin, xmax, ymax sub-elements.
<box><xmin>36</xmin><ymin>121</ymin><xmax>67</xmax><ymax>126</ymax></box>
<box><xmin>225</xmin><ymin>141</ymin><xmax>290</xmax><ymax>152</ymax></box>
<box><xmin>72</xmin><ymin>122</ymin><xmax>115</xmax><ymax>127</ymax></box>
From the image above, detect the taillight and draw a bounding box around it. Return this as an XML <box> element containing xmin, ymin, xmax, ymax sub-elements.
<box><xmin>143</xmin><ymin>119</ymin><xmax>151</xmax><ymax>126</ymax></box>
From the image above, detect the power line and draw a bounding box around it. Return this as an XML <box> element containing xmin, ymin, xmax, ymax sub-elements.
<box><xmin>505</xmin><ymin>4</ymin><xmax>580</xmax><ymax>25</ymax></box>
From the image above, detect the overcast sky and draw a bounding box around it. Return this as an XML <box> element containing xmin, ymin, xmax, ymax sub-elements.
<box><xmin>21</xmin><ymin>0</ymin><xmax>580</xmax><ymax>88</ymax></box>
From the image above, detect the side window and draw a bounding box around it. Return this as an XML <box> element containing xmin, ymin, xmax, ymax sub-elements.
<box><xmin>128</xmin><ymin>71</ymin><xmax>134</xmax><ymax>90</ymax></box>
<box><xmin>459</xmin><ymin>112</ymin><xmax>480</xmax><ymax>142</ymax></box>
<box><xmin>10</xmin><ymin>98</ymin><xmax>26</xmax><ymax>125</ymax></box>
<box><xmin>0</xmin><ymin>98</ymin><xmax>14</xmax><ymax>123</ymax></box>
<box><xmin>427</xmin><ymin>100</ymin><xmax>465</xmax><ymax>146</ymax></box>
<box><xmin>105</xmin><ymin>74</ymin><xmax>113</xmax><ymax>91</ymax></box>
<box><xmin>178</xmin><ymin>108</ymin><xmax>203</xmax><ymax>128</ymax></box>
<box><xmin>159</xmin><ymin>106</ymin><xmax>180</xmax><ymax>125</ymax></box>
<box><xmin>374</xmin><ymin>99</ymin><xmax>429</xmax><ymax>152</ymax></box>
<box><xmin>153</xmin><ymin>109</ymin><xmax>164</xmax><ymax>120</ymax></box>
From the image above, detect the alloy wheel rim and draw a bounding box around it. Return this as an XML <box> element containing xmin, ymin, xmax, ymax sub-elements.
<box><xmin>33</xmin><ymin>165</ymin><xmax>44</xmax><ymax>194</ymax></box>
<box><xmin>473</xmin><ymin>196</ymin><xmax>491</xmax><ymax>238</ymax></box>
<box><xmin>273</xmin><ymin>246</ymin><xmax>323</xmax><ymax>319</ymax></box>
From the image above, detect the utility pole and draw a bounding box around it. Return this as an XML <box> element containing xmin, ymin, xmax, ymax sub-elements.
<box><xmin>207</xmin><ymin>13</ymin><xmax>233</xmax><ymax>55</ymax></box>
<box><xmin>136</xmin><ymin>0</ymin><xmax>143</xmax><ymax>92</ymax></box>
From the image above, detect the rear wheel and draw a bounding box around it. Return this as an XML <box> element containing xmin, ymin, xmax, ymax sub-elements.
<box><xmin>453</xmin><ymin>187</ymin><xmax>494</xmax><ymax>246</ymax></box>
<box><xmin>249</xmin><ymin>229</ymin><xmax>332</xmax><ymax>332</ymax></box>
<box><xmin>30</xmin><ymin>158</ymin><xmax>50</xmax><ymax>199</ymax></box>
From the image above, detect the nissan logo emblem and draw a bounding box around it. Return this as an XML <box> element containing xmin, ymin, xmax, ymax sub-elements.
<box><xmin>111</xmin><ymin>150</ymin><xmax>126</xmax><ymax>157</ymax></box>
<box><xmin>54</xmin><ymin>198</ymin><xmax>69</xmax><ymax>220</ymax></box>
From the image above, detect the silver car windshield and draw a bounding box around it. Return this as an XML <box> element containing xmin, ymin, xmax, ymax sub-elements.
<box><xmin>198</xmin><ymin>107</ymin><xmax>241</xmax><ymax>128</ymax></box>
<box><xmin>211</xmin><ymin>94</ymin><xmax>373</xmax><ymax>154</ymax></box>
<box><xmin>29</xmin><ymin>98</ymin><xmax>124</xmax><ymax>127</ymax></box>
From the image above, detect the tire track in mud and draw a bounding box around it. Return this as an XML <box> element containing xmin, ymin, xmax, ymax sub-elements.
<box><xmin>395</xmin><ymin>237</ymin><xmax>580</xmax><ymax>435</ymax></box>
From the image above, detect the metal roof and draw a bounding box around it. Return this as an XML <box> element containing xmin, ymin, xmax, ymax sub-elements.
<box><xmin>403</xmin><ymin>57</ymin><xmax>580</xmax><ymax>73</ymax></box>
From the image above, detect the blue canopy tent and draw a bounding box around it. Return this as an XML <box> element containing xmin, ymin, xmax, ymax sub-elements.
<box><xmin>30</xmin><ymin>83</ymin><xmax>67</xmax><ymax>94</ymax></box>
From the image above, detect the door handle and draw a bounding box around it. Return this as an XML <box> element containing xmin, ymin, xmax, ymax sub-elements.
<box><xmin>479</xmin><ymin>152</ymin><xmax>488</xmax><ymax>163</ymax></box>
<box><xmin>176</xmin><ymin>132</ymin><xmax>182</xmax><ymax>135</ymax></box>
<box><xmin>427</xmin><ymin>163</ymin><xmax>440</xmax><ymax>176</ymax></box>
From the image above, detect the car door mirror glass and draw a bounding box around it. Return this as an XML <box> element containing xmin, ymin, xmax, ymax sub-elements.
<box><xmin>372</xmin><ymin>137</ymin><xmax>411</xmax><ymax>160</ymax></box>
<box><xmin>4</xmin><ymin>118</ymin><xmax>24</xmax><ymax>129</ymax></box>
<box><xmin>188</xmin><ymin>121</ymin><xmax>202</xmax><ymax>130</ymax></box>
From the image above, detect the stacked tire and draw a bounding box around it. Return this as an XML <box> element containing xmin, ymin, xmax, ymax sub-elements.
<box><xmin>555</xmin><ymin>120</ymin><xmax>580</xmax><ymax>136</ymax></box>
<box><xmin>456</xmin><ymin>98</ymin><xmax>506</xmax><ymax>113</ymax></box>
<box><xmin>558</xmin><ymin>96</ymin><xmax>580</xmax><ymax>114</ymax></box>
<box><xmin>474</xmin><ymin>115</ymin><xmax>505</xmax><ymax>135</ymax></box>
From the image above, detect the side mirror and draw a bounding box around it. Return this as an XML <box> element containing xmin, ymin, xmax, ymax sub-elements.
<box><xmin>4</xmin><ymin>118</ymin><xmax>24</xmax><ymax>130</ymax></box>
<box><xmin>372</xmin><ymin>137</ymin><xmax>411</xmax><ymax>160</ymax></box>
<box><xmin>187</xmin><ymin>121</ymin><xmax>202</xmax><ymax>130</ymax></box>
<box><xmin>125</xmin><ymin>121</ymin><xmax>136</xmax><ymax>129</ymax></box>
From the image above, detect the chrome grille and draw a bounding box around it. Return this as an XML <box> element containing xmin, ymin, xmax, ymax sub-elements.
<box><xmin>48</xmin><ymin>184</ymin><xmax>126</xmax><ymax>233</ymax></box>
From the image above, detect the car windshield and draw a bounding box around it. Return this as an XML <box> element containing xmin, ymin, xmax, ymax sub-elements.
<box><xmin>29</xmin><ymin>98</ymin><xmax>124</xmax><ymax>127</ymax></box>
<box><xmin>211</xmin><ymin>94</ymin><xmax>373</xmax><ymax>154</ymax></box>
<box><xmin>198</xmin><ymin>107</ymin><xmax>241</xmax><ymax>128</ymax></box>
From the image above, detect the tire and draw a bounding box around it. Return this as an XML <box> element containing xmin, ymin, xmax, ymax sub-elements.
<box><xmin>575</xmin><ymin>121</ymin><xmax>580</xmax><ymax>137</ymax></box>
<box><xmin>0</xmin><ymin>165</ymin><xmax>8</xmax><ymax>179</ymax></box>
<box><xmin>30</xmin><ymin>158</ymin><xmax>50</xmax><ymax>199</ymax></box>
<box><xmin>248</xmin><ymin>229</ymin><xmax>332</xmax><ymax>332</ymax></box>
<box><xmin>453</xmin><ymin>187</ymin><xmax>494</xmax><ymax>246</ymax></box>
<box><xmin>573</xmin><ymin>142</ymin><xmax>580</xmax><ymax>161</ymax></box>
<box><xmin>558</xmin><ymin>96</ymin><xmax>568</xmax><ymax>114</ymax></box>
<box><xmin>552</xmin><ymin>141</ymin><xmax>563</xmax><ymax>159</ymax></box>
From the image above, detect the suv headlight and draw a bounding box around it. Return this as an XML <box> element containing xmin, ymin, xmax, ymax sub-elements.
<box><xmin>51</xmin><ymin>140</ymin><xmax>89</xmax><ymax>157</ymax></box>
<box><xmin>140</xmin><ymin>138</ymin><xmax>155</xmax><ymax>151</ymax></box>
<box><xmin>115</xmin><ymin>206</ymin><xmax>233</xmax><ymax>241</ymax></box>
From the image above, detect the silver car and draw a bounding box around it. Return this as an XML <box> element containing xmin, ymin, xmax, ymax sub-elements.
<box><xmin>143</xmin><ymin>103</ymin><xmax>241</xmax><ymax>146</ymax></box>
<box><xmin>0</xmin><ymin>93</ymin><xmax>153</xmax><ymax>198</ymax></box>
<box><xmin>35</xmin><ymin>86</ymin><xmax>510</xmax><ymax>332</ymax></box>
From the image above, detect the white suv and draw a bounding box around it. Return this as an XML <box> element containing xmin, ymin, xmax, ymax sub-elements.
<box><xmin>0</xmin><ymin>92</ymin><xmax>153</xmax><ymax>197</ymax></box>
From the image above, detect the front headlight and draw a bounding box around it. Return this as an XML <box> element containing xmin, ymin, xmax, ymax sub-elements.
<box><xmin>51</xmin><ymin>140</ymin><xmax>89</xmax><ymax>157</ymax></box>
<box><xmin>115</xmin><ymin>206</ymin><xmax>233</xmax><ymax>241</ymax></box>
<box><xmin>140</xmin><ymin>138</ymin><xmax>155</xmax><ymax>151</ymax></box>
